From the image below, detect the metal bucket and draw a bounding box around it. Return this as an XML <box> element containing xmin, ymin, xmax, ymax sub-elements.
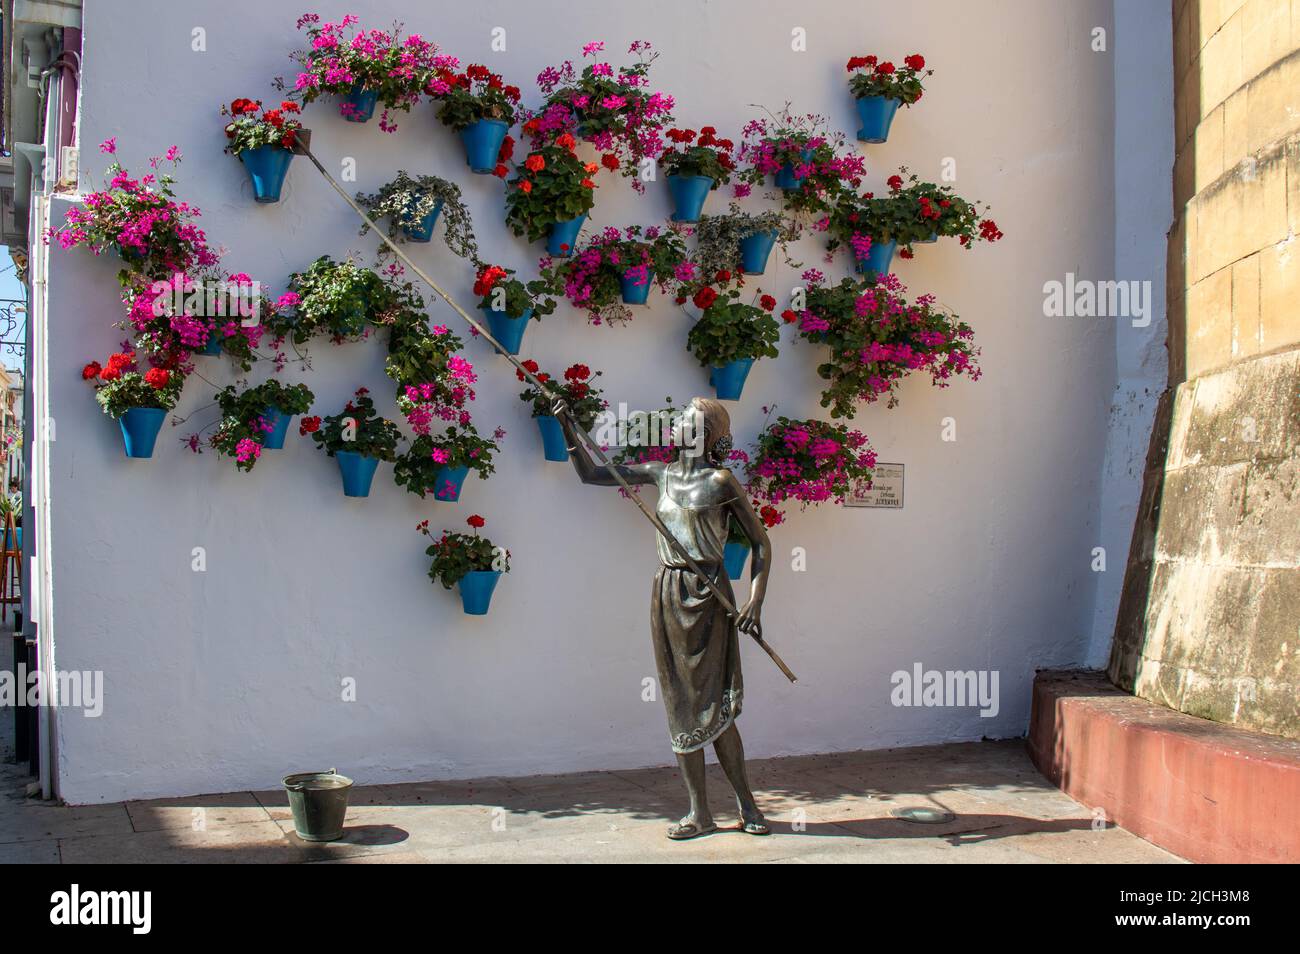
<box><xmin>283</xmin><ymin>769</ymin><xmax>353</xmax><ymax>842</ymax></box>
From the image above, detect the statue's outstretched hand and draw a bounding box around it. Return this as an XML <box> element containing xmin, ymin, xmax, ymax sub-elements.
<box><xmin>551</xmin><ymin>397</ymin><xmax>572</xmax><ymax>423</ymax></box>
<box><xmin>737</xmin><ymin>598</ymin><xmax>763</xmax><ymax>640</ymax></box>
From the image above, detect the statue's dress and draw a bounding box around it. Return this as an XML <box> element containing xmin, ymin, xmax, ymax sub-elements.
<box><xmin>650</xmin><ymin>474</ymin><xmax>743</xmax><ymax>753</ymax></box>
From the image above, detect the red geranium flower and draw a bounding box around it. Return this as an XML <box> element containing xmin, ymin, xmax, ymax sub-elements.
<box><xmin>81</xmin><ymin>361</ymin><xmax>102</xmax><ymax>380</ymax></box>
<box><xmin>525</xmin><ymin>153</ymin><xmax>545</xmax><ymax>173</ymax></box>
<box><xmin>887</xmin><ymin>175</ymin><xmax>903</xmax><ymax>191</ymax></box>
<box><xmin>601</xmin><ymin>153</ymin><xmax>619</xmax><ymax>171</ymax></box>
<box><xmin>143</xmin><ymin>367</ymin><xmax>170</xmax><ymax>389</ymax></box>
<box><xmin>492</xmin><ymin>163</ymin><xmax>508</xmax><ymax>178</ymax></box>
<box><xmin>904</xmin><ymin>54</ymin><xmax>926</xmax><ymax>71</ymax></box>
<box><xmin>692</xmin><ymin>287</ymin><xmax>718</xmax><ymax>310</ymax></box>
<box><xmin>516</xmin><ymin>359</ymin><xmax>540</xmax><ymax>382</ymax></box>
<box><xmin>518</xmin><ymin>180</ymin><xmax>532</xmax><ymax>194</ymax></box>
<box><xmin>760</xmin><ymin>295</ymin><xmax>777</xmax><ymax>312</ymax></box>
<box><xmin>298</xmin><ymin>416</ymin><xmax>321</xmax><ymax>435</ymax></box>
<box><xmin>467</xmin><ymin>514</ymin><xmax>486</xmax><ymax>529</ymax></box>
<box><xmin>780</xmin><ymin>309</ymin><xmax>798</xmax><ymax>324</ymax></box>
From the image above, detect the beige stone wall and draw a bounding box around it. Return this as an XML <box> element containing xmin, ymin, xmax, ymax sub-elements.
<box><xmin>1110</xmin><ymin>0</ymin><xmax>1300</xmax><ymax>739</ymax></box>
<box><xmin>1171</xmin><ymin>0</ymin><xmax>1299</xmax><ymax>381</ymax></box>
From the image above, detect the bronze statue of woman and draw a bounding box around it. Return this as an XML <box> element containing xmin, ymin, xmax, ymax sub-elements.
<box><xmin>553</xmin><ymin>396</ymin><xmax>771</xmax><ymax>839</ymax></box>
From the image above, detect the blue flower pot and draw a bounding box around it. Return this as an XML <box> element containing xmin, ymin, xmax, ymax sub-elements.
<box><xmin>775</xmin><ymin>148</ymin><xmax>815</xmax><ymax>190</ymax></box>
<box><xmin>119</xmin><ymin>407</ymin><xmax>166</xmax><ymax>459</ymax></box>
<box><xmin>546</xmin><ymin>214</ymin><xmax>587</xmax><ymax>257</ymax></box>
<box><xmin>458</xmin><ymin>569</ymin><xmax>502</xmax><ymax>616</ymax></box>
<box><xmin>855</xmin><ymin>96</ymin><xmax>901</xmax><ymax>143</ymax></box>
<box><xmin>620</xmin><ymin>273</ymin><xmax>652</xmax><ymax>305</ymax></box>
<box><xmin>667</xmin><ymin>174</ymin><xmax>713</xmax><ymax>223</ymax></box>
<box><xmin>336</xmin><ymin>450</ymin><xmax>379</xmax><ymax>498</ymax></box>
<box><xmin>723</xmin><ymin>540</ymin><xmax>751</xmax><ymax>581</ymax></box>
<box><xmin>261</xmin><ymin>407</ymin><xmax>292</xmax><ymax>450</ymax></box>
<box><xmin>241</xmin><ymin>145</ymin><xmax>293</xmax><ymax>203</ymax></box>
<box><xmin>460</xmin><ymin>118</ymin><xmax>509</xmax><ymax>174</ymax></box>
<box><xmin>402</xmin><ymin>199</ymin><xmax>445</xmax><ymax>242</ymax></box>
<box><xmin>432</xmin><ymin>465</ymin><xmax>469</xmax><ymax>502</ymax></box>
<box><xmin>739</xmin><ymin>230</ymin><xmax>779</xmax><ymax>275</ymax></box>
<box><xmin>536</xmin><ymin>414</ymin><xmax>569</xmax><ymax>462</ymax></box>
<box><xmin>199</xmin><ymin>333</ymin><xmax>223</xmax><ymax>356</ymax></box>
<box><xmin>4</xmin><ymin>528</ymin><xmax>20</xmax><ymax>552</ymax></box>
<box><xmin>481</xmin><ymin>305</ymin><xmax>534</xmax><ymax>356</ymax></box>
<box><xmin>916</xmin><ymin>231</ymin><xmax>939</xmax><ymax>244</ymax></box>
<box><xmin>711</xmin><ymin>358</ymin><xmax>755</xmax><ymax>401</ymax></box>
<box><xmin>856</xmin><ymin>238</ymin><xmax>897</xmax><ymax>278</ymax></box>
<box><xmin>341</xmin><ymin>84</ymin><xmax>379</xmax><ymax>123</ymax></box>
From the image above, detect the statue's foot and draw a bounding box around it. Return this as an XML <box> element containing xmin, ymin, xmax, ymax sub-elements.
<box><xmin>667</xmin><ymin>814</ymin><xmax>717</xmax><ymax>840</ymax></box>
<box><xmin>739</xmin><ymin>804</ymin><xmax>770</xmax><ymax>836</ymax></box>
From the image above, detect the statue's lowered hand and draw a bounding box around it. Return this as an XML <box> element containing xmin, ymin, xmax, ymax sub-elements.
<box><xmin>737</xmin><ymin>599</ymin><xmax>763</xmax><ymax>639</ymax></box>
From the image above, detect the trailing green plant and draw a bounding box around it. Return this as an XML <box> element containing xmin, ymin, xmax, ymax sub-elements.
<box><xmin>845</xmin><ymin>54</ymin><xmax>931</xmax><ymax>105</ymax></box>
<box><xmin>393</xmin><ymin>424</ymin><xmax>504</xmax><ymax>498</ymax></box>
<box><xmin>685</xmin><ymin>286</ymin><xmax>782</xmax><ymax>368</ymax></box>
<box><xmin>356</xmin><ymin>171</ymin><xmax>478</xmax><ymax>260</ymax></box>
<box><xmin>82</xmin><ymin>351</ymin><xmax>185</xmax><ymax>418</ymax></box>
<box><xmin>305</xmin><ymin>388</ymin><xmax>403</xmax><ymax>461</ymax></box>
<box><xmin>516</xmin><ymin>360</ymin><xmax>605</xmax><ymax>430</ymax></box>
<box><xmin>473</xmin><ymin>264</ymin><xmax>557</xmax><ymax>321</ymax></box>
<box><xmin>283</xmin><ymin>256</ymin><xmax>393</xmax><ymax>344</ymax></box>
<box><xmin>504</xmin><ymin>137</ymin><xmax>597</xmax><ymax>244</ymax></box>
<box><xmin>430</xmin><ymin>64</ymin><xmax>521</xmax><ymax>130</ymax></box>
<box><xmin>691</xmin><ymin>205</ymin><xmax>799</xmax><ymax>287</ymax></box>
<box><xmin>417</xmin><ymin>514</ymin><xmax>510</xmax><ymax>589</ymax></box>
<box><xmin>541</xmin><ymin>225</ymin><xmax>689</xmax><ymax>325</ymax></box>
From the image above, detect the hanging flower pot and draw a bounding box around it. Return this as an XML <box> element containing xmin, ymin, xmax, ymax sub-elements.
<box><xmin>260</xmin><ymin>407</ymin><xmax>293</xmax><ymax>450</ymax></box>
<box><xmin>535</xmin><ymin>415</ymin><xmax>569</xmax><ymax>462</ymax></box>
<box><xmin>856</xmin><ymin>238</ymin><xmax>897</xmax><ymax>278</ymax></box>
<box><xmin>480</xmin><ymin>304</ymin><xmax>534</xmax><ymax>356</ymax></box>
<box><xmin>847</xmin><ymin>53</ymin><xmax>930</xmax><ymax>143</ymax></box>
<box><xmin>711</xmin><ymin>357</ymin><xmax>755</xmax><ymax>401</ymax></box>
<box><xmin>546</xmin><ymin>214</ymin><xmax>587</xmax><ymax>257</ymax></box>
<box><xmin>457</xmin><ymin>569</ymin><xmax>502</xmax><ymax>615</ymax></box>
<box><xmin>739</xmin><ymin>230</ymin><xmax>779</xmax><ymax>275</ymax></box>
<box><xmin>401</xmin><ymin>199</ymin><xmax>445</xmax><ymax>242</ymax></box>
<box><xmin>119</xmin><ymin>407</ymin><xmax>166</xmax><ymax>459</ymax></box>
<box><xmin>459</xmin><ymin>118</ymin><xmax>510</xmax><ymax>174</ymax></box>
<box><xmin>916</xmin><ymin>231</ymin><xmax>939</xmax><ymax>244</ymax></box>
<box><xmin>854</xmin><ymin>96</ymin><xmax>901</xmax><ymax>143</ymax></box>
<box><xmin>774</xmin><ymin>148</ymin><xmax>815</xmax><ymax>191</ymax></box>
<box><xmin>340</xmin><ymin>84</ymin><xmax>379</xmax><ymax>123</ymax></box>
<box><xmin>620</xmin><ymin>273</ymin><xmax>652</xmax><ymax>305</ymax></box>
<box><xmin>667</xmin><ymin>174</ymin><xmax>714</xmax><ymax>223</ymax></box>
<box><xmin>335</xmin><ymin>450</ymin><xmax>380</xmax><ymax>498</ymax></box>
<box><xmin>199</xmin><ymin>332</ymin><xmax>223</xmax><ymax>356</ymax></box>
<box><xmin>723</xmin><ymin>540</ymin><xmax>752</xmax><ymax>581</ymax></box>
<box><xmin>433</xmin><ymin>465</ymin><xmax>470</xmax><ymax>502</ymax></box>
<box><xmin>240</xmin><ymin>145</ymin><xmax>294</xmax><ymax>204</ymax></box>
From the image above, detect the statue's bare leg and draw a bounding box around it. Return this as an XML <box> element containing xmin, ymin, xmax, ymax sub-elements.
<box><xmin>714</xmin><ymin>723</ymin><xmax>769</xmax><ymax>834</ymax></box>
<box><xmin>667</xmin><ymin>748</ymin><xmax>716</xmax><ymax>839</ymax></box>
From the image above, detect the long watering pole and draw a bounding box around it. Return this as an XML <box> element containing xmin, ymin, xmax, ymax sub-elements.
<box><xmin>294</xmin><ymin>138</ymin><xmax>797</xmax><ymax>683</ymax></box>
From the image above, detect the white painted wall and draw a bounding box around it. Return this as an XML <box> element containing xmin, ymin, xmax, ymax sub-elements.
<box><xmin>44</xmin><ymin>0</ymin><xmax>1162</xmax><ymax>803</ymax></box>
<box><xmin>1085</xmin><ymin>0</ymin><xmax>1173</xmax><ymax>667</ymax></box>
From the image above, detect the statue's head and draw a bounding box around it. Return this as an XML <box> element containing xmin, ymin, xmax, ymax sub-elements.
<box><xmin>675</xmin><ymin>396</ymin><xmax>732</xmax><ymax>466</ymax></box>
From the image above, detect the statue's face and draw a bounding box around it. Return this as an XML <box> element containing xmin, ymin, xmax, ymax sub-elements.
<box><xmin>674</xmin><ymin>402</ymin><xmax>705</xmax><ymax>457</ymax></box>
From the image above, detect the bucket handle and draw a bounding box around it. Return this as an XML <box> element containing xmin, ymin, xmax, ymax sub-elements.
<box><xmin>284</xmin><ymin>768</ymin><xmax>337</xmax><ymax>792</ymax></box>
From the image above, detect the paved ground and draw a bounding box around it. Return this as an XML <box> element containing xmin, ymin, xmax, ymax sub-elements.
<box><xmin>0</xmin><ymin>736</ymin><xmax>1184</xmax><ymax>863</ymax></box>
